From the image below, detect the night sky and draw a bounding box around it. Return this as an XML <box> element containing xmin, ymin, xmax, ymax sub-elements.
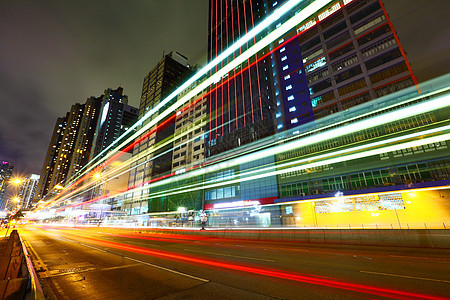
<box><xmin>0</xmin><ymin>0</ymin><xmax>449</xmax><ymax>177</ymax></box>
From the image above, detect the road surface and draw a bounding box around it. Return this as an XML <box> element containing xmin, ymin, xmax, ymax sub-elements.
<box><xmin>13</xmin><ymin>226</ymin><xmax>450</xmax><ymax>299</ymax></box>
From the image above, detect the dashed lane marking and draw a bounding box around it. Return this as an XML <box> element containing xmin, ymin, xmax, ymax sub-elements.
<box><xmin>184</xmin><ymin>248</ymin><xmax>275</xmax><ymax>262</ymax></box>
<box><xmin>360</xmin><ymin>270</ymin><xmax>450</xmax><ymax>283</ymax></box>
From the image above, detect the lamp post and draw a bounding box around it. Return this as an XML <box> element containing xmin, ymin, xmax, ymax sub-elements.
<box><xmin>3</xmin><ymin>178</ymin><xmax>23</xmax><ymax>212</ymax></box>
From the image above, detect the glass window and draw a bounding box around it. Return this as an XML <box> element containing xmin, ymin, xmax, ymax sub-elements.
<box><xmin>365</xmin><ymin>48</ymin><xmax>402</xmax><ymax>70</ymax></box>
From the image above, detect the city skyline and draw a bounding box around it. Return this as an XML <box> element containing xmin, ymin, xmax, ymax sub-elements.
<box><xmin>0</xmin><ymin>0</ymin><xmax>449</xmax><ymax>176</ymax></box>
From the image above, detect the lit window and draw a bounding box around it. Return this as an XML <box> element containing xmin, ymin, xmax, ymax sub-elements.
<box><xmin>277</xmin><ymin>124</ymin><xmax>283</xmax><ymax>129</ymax></box>
<box><xmin>293</xmin><ymin>130</ymin><xmax>300</xmax><ymax>134</ymax></box>
<box><xmin>278</xmin><ymin>38</ymin><xmax>284</xmax><ymax>44</ymax></box>
<box><xmin>273</xmin><ymin>1</ymin><xmax>278</xmax><ymax>6</ymax></box>
<box><xmin>276</xmin><ymin>23</ymin><xmax>281</xmax><ymax>28</ymax></box>
<box><xmin>305</xmin><ymin>57</ymin><xmax>327</xmax><ymax>73</ymax></box>
<box><xmin>291</xmin><ymin>118</ymin><xmax>298</xmax><ymax>124</ymax></box>
<box><xmin>311</xmin><ymin>96</ymin><xmax>322</xmax><ymax>107</ymax></box>
<box><xmin>281</xmin><ymin>56</ymin><xmax>287</xmax><ymax>61</ymax></box>
<box><xmin>276</xmin><ymin>112</ymin><xmax>282</xmax><ymax>118</ymax></box>
<box><xmin>283</xmin><ymin>65</ymin><xmax>289</xmax><ymax>70</ymax></box>
<box><xmin>284</xmin><ymin>74</ymin><xmax>290</xmax><ymax>80</ymax></box>
<box><xmin>287</xmin><ymin>95</ymin><xmax>294</xmax><ymax>101</ymax></box>
<box><xmin>289</xmin><ymin>106</ymin><xmax>296</xmax><ymax>112</ymax></box>
<box><xmin>280</xmin><ymin>47</ymin><xmax>286</xmax><ymax>53</ymax></box>
<box><xmin>286</xmin><ymin>85</ymin><xmax>292</xmax><ymax>90</ymax></box>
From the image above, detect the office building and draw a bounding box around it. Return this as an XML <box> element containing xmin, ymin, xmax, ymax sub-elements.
<box><xmin>206</xmin><ymin>0</ymin><xmax>278</xmax><ymax>156</ymax></box>
<box><xmin>267</xmin><ymin>0</ymin><xmax>417</xmax><ymax>129</ymax></box>
<box><xmin>172</xmin><ymin>76</ymin><xmax>208</xmax><ymax>172</ymax></box>
<box><xmin>126</xmin><ymin>51</ymin><xmax>192</xmax><ymax>214</ymax></box>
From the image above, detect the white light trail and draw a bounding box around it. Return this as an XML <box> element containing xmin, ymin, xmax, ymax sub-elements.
<box><xmin>142</xmin><ymin>132</ymin><xmax>450</xmax><ymax>199</ymax></box>
<box><xmin>127</xmin><ymin>94</ymin><xmax>450</xmax><ymax>196</ymax></box>
<box><xmin>66</xmin><ymin>0</ymin><xmax>332</xmax><ymax>187</ymax></box>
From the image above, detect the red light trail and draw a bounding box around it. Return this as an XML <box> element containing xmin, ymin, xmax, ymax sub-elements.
<box><xmin>67</xmin><ymin>234</ymin><xmax>445</xmax><ymax>300</ymax></box>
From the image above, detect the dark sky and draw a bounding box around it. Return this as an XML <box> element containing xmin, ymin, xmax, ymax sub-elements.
<box><xmin>0</xmin><ymin>0</ymin><xmax>449</xmax><ymax>177</ymax></box>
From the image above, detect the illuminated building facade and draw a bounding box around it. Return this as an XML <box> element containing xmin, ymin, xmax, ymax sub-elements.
<box><xmin>50</xmin><ymin>103</ymin><xmax>85</xmax><ymax>191</ymax></box>
<box><xmin>172</xmin><ymin>76</ymin><xmax>208</xmax><ymax>173</ymax></box>
<box><xmin>204</xmin><ymin>0</ymin><xmax>280</xmax><ymax>215</ymax></box>
<box><xmin>206</xmin><ymin>76</ymin><xmax>450</xmax><ymax>228</ymax></box>
<box><xmin>36</xmin><ymin>88</ymin><xmax>137</xmax><ymax>202</ymax></box>
<box><xmin>35</xmin><ymin>117</ymin><xmax>67</xmax><ymax>201</ymax></box>
<box><xmin>126</xmin><ymin>51</ymin><xmax>192</xmax><ymax>215</ymax></box>
<box><xmin>268</xmin><ymin>0</ymin><xmax>417</xmax><ymax>129</ymax></box>
<box><xmin>89</xmin><ymin>87</ymin><xmax>138</xmax><ymax>161</ymax></box>
<box><xmin>203</xmin><ymin>0</ymin><xmax>419</xmax><ymax>219</ymax></box>
<box><xmin>67</xmin><ymin>96</ymin><xmax>102</xmax><ymax>180</ymax></box>
<box><xmin>206</xmin><ymin>0</ymin><xmax>278</xmax><ymax>156</ymax></box>
<box><xmin>0</xmin><ymin>161</ymin><xmax>14</xmax><ymax>210</ymax></box>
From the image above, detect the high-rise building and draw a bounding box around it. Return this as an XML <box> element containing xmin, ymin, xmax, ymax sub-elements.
<box><xmin>49</xmin><ymin>103</ymin><xmax>85</xmax><ymax>190</ymax></box>
<box><xmin>35</xmin><ymin>117</ymin><xmax>67</xmax><ymax>201</ymax></box>
<box><xmin>0</xmin><ymin>161</ymin><xmax>14</xmax><ymax>210</ymax></box>
<box><xmin>206</xmin><ymin>0</ymin><xmax>278</xmax><ymax>157</ymax></box>
<box><xmin>126</xmin><ymin>51</ymin><xmax>192</xmax><ymax>214</ymax></box>
<box><xmin>204</xmin><ymin>0</ymin><xmax>281</xmax><ymax>212</ymax></box>
<box><xmin>89</xmin><ymin>87</ymin><xmax>138</xmax><ymax>161</ymax></box>
<box><xmin>67</xmin><ymin>96</ymin><xmax>102</xmax><ymax>180</ymax></box>
<box><xmin>18</xmin><ymin>174</ymin><xmax>40</xmax><ymax>209</ymax></box>
<box><xmin>36</xmin><ymin>87</ymin><xmax>138</xmax><ymax>202</ymax></box>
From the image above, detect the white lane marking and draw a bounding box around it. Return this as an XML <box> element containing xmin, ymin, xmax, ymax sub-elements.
<box><xmin>360</xmin><ymin>271</ymin><xmax>450</xmax><ymax>283</ymax></box>
<box><xmin>184</xmin><ymin>248</ymin><xmax>275</xmax><ymax>262</ymax></box>
<box><xmin>389</xmin><ymin>255</ymin><xmax>450</xmax><ymax>263</ymax></box>
<box><xmin>124</xmin><ymin>256</ymin><xmax>209</xmax><ymax>283</ymax></box>
<box><xmin>48</xmin><ymin>234</ymin><xmax>209</xmax><ymax>283</ymax></box>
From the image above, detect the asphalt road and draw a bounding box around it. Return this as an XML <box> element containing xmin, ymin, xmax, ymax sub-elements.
<box><xmin>12</xmin><ymin>226</ymin><xmax>450</xmax><ymax>299</ymax></box>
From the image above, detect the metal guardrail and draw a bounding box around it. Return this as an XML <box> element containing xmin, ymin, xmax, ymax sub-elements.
<box><xmin>0</xmin><ymin>230</ymin><xmax>45</xmax><ymax>300</ymax></box>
